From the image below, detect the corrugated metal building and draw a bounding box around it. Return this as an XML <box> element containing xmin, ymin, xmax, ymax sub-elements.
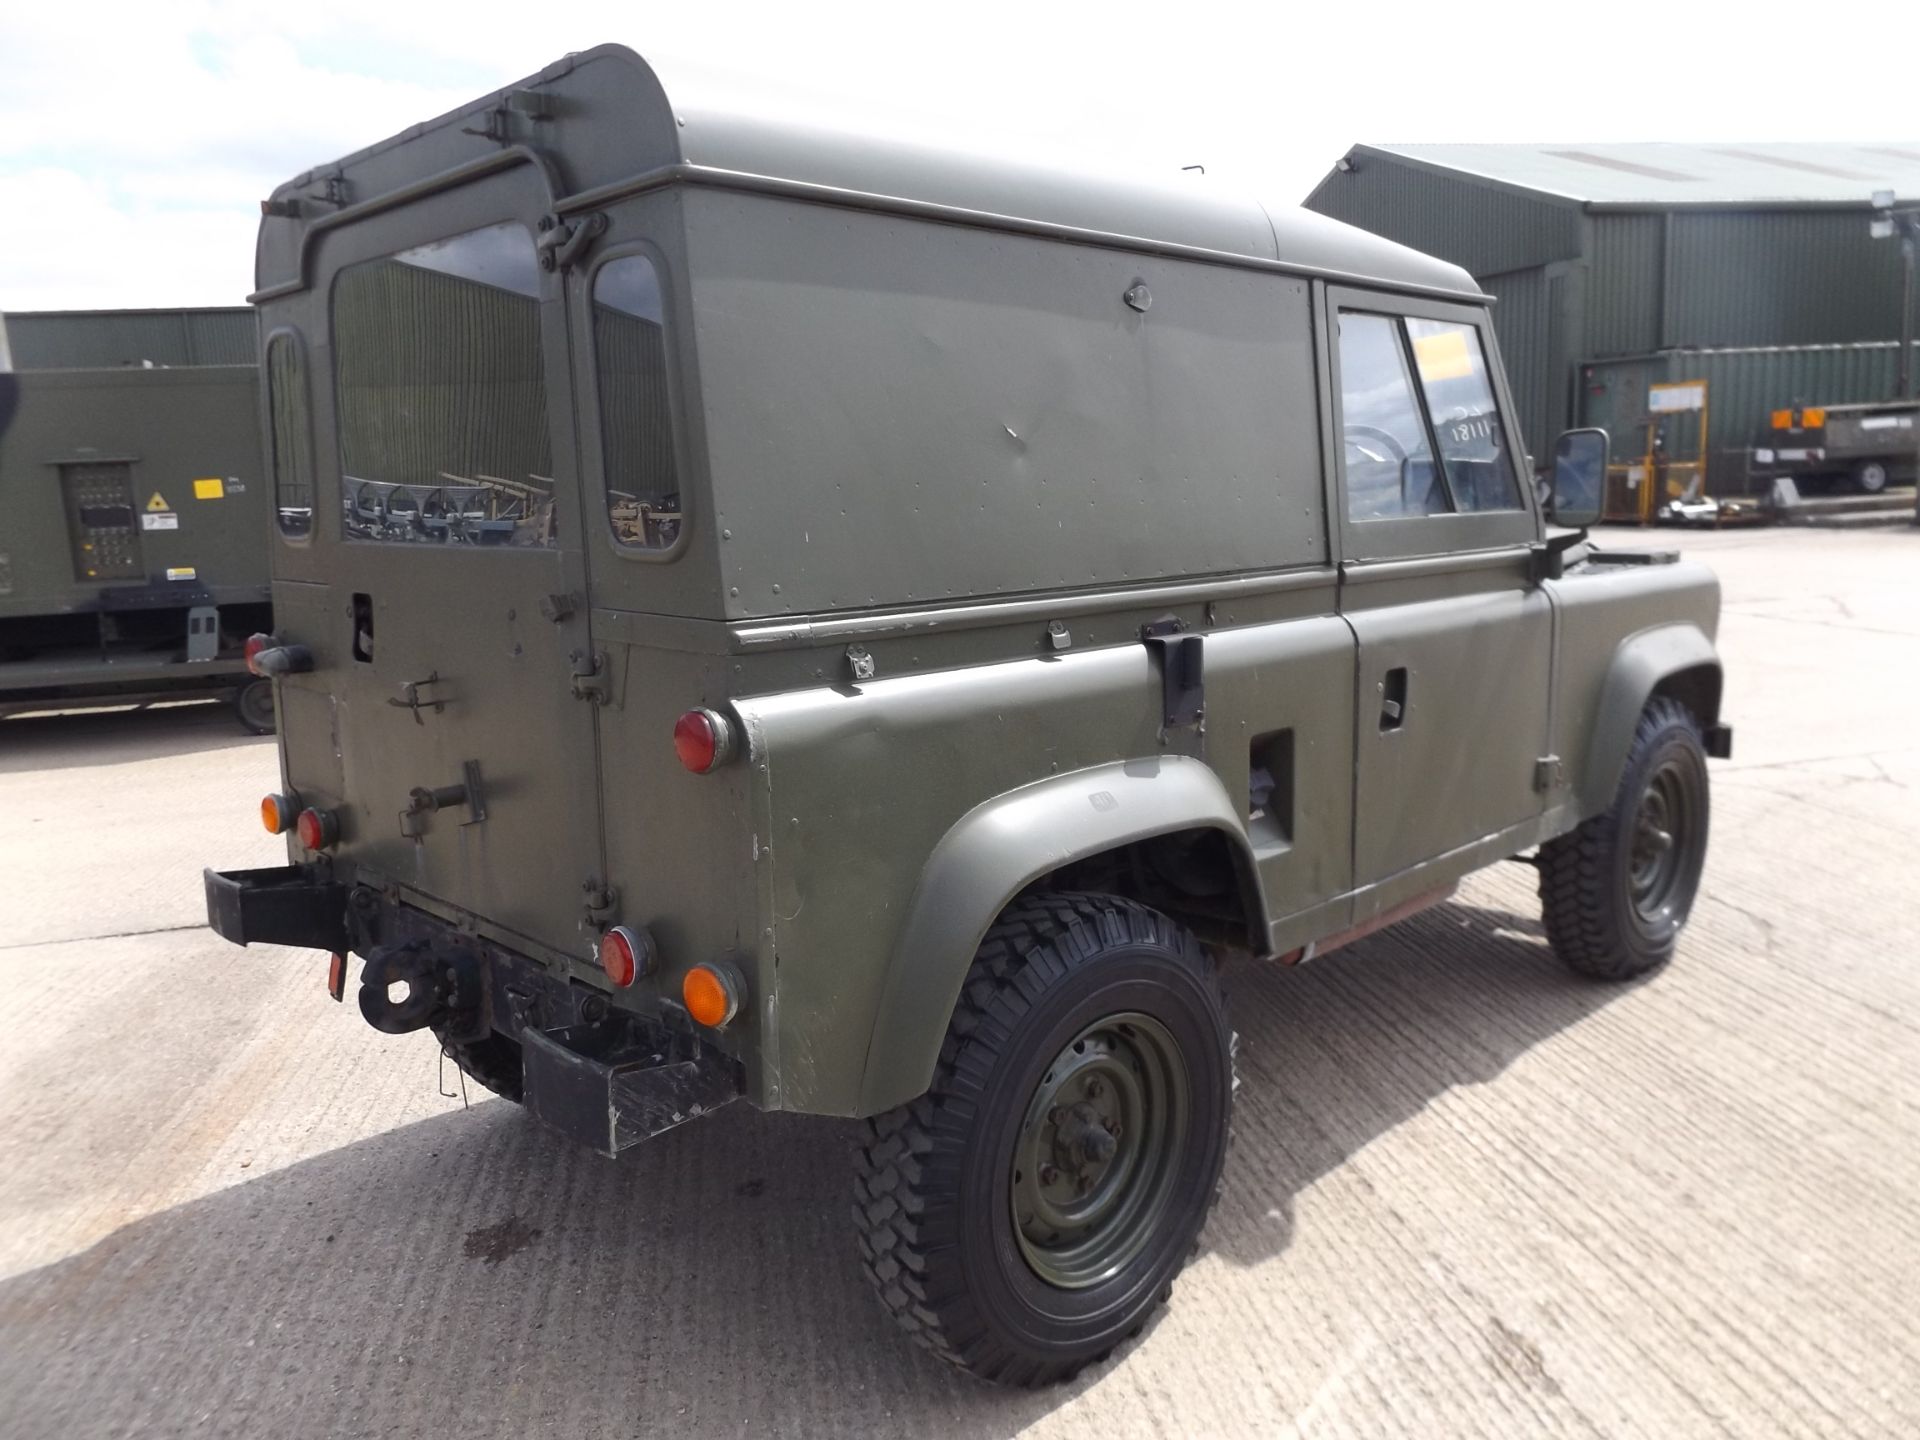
<box><xmin>1305</xmin><ymin>143</ymin><xmax>1920</xmax><ymax>489</ymax></box>
<box><xmin>2</xmin><ymin>307</ymin><xmax>255</xmax><ymax>370</ymax></box>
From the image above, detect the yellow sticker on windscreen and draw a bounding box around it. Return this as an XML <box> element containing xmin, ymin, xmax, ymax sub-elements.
<box><xmin>1411</xmin><ymin>328</ymin><xmax>1474</xmax><ymax>383</ymax></box>
<box><xmin>193</xmin><ymin>477</ymin><xmax>225</xmax><ymax>500</ymax></box>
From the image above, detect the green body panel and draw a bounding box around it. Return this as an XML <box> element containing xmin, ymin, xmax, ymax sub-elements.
<box><xmin>246</xmin><ymin>44</ymin><xmax>1727</xmax><ymax>1121</ymax></box>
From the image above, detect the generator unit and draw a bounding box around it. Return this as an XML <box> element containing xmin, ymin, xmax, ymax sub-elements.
<box><xmin>0</xmin><ymin>308</ymin><xmax>274</xmax><ymax>729</ymax></box>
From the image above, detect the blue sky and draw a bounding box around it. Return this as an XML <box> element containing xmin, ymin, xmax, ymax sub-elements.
<box><xmin>2</xmin><ymin>1</ymin><xmax>1913</xmax><ymax>310</ymax></box>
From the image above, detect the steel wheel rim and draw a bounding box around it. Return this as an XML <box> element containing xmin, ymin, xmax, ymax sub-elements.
<box><xmin>238</xmin><ymin>682</ymin><xmax>276</xmax><ymax>731</ymax></box>
<box><xmin>1629</xmin><ymin>757</ymin><xmax>1693</xmax><ymax>923</ymax></box>
<box><xmin>1010</xmin><ymin>1012</ymin><xmax>1189</xmax><ymax>1290</ymax></box>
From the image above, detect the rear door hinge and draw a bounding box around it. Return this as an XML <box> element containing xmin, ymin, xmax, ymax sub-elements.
<box><xmin>536</xmin><ymin>212</ymin><xmax>607</xmax><ymax>272</ymax></box>
<box><xmin>569</xmin><ymin>648</ymin><xmax>610</xmax><ymax>704</ymax></box>
<box><xmin>582</xmin><ymin>879</ymin><xmax>619</xmax><ymax>928</ymax></box>
<box><xmin>1533</xmin><ymin>755</ymin><xmax>1563</xmax><ymax>792</ymax></box>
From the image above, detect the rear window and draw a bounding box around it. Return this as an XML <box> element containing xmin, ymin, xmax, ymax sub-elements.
<box><xmin>592</xmin><ymin>255</ymin><xmax>681</xmax><ymax>551</ymax></box>
<box><xmin>330</xmin><ymin>221</ymin><xmax>556</xmax><ymax>547</ymax></box>
<box><xmin>266</xmin><ymin>332</ymin><xmax>313</xmax><ymax>537</ymax></box>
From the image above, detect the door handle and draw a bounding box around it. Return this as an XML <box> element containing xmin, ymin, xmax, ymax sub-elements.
<box><xmin>1380</xmin><ymin>667</ymin><xmax>1408</xmax><ymax>731</ymax></box>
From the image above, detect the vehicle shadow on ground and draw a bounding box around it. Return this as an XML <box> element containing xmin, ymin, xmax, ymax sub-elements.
<box><xmin>0</xmin><ymin>700</ymin><xmax>267</xmax><ymax>774</ymax></box>
<box><xmin>0</xmin><ymin>898</ymin><xmax>1627</xmax><ymax>1439</ymax></box>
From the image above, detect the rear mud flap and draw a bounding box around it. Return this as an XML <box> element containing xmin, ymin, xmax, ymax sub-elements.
<box><xmin>522</xmin><ymin>1023</ymin><xmax>740</xmax><ymax>1157</ymax></box>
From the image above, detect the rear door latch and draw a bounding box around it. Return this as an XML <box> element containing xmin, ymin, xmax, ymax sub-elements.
<box><xmin>399</xmin><ymin>760</ymin><xmax>487</xmax><ymax>840</ymax></box>
<box><xmin>387</xmin><ymin>672</ymin><xmax>448</xmax><ymax>725</ymax></box>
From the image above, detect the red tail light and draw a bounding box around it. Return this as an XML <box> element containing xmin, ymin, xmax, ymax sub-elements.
<box><xmin>245</xmin><ymin>633</ymin><xmax>275</xmax><ymax>676</ymax></box>
<box><xmin>295</xmin><ymin>806</ymin><xmax>339</xmax><ymax>851</ymax></box>
<box><xmin>673</xmin><ymin>707</ymin><xmax>737</xmax><ymax>774</ymax></box>
<box><xmin>599</xmin><ymin>925</ymin><xmax>654</xmax><ymax>988</ymax></box>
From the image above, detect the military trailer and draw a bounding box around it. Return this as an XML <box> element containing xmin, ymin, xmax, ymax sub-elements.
<box><xmin>205</xmin><ymin>46</ymin><xmax>1732</xmax><ymax>1386</ymax></box>
<box><xmin>0</xmin><ymin>308</ymin><xmax>275</xmax><ymax>730</ymax></box>
<box><xmin>1749</xmin><ymin>400</ymin><xmax>1920</xmax><ymax>495</ymax></box>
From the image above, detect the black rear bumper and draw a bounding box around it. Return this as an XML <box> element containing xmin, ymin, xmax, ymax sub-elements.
<box><xmin>523</xmin><ymin>1024</ymin><xmax>739</xmax><ymax>1156</ymax></box>
<box><xmin>203</xmin><ymin>865</ymin><xmax>738</xmax><ymax>1154</ymax></box>
<box><xmin>204</xmin><ymin>864</ymin><xmax>349</xmax><ymax>952</ymax></box>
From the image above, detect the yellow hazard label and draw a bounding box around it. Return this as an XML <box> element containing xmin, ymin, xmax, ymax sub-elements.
<box><xmin>192</xmin><ymin>477</ymin><xmax>225</xmax><ymax>500</ymax></box>
<box><xmin>146</xmin><ymin>491</ymin><xmax>170</xmax><ymax>512</ymax></box>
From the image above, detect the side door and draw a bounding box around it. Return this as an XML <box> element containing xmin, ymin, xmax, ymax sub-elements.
<box><xmin>305</xmin><ymin>176</ymin><xmax>608</xmax><ymax>958</ymax></box>
<box><xmin>1325</xmin><ymin>287</ymin><xmax>1553</xmax><ymax>919</ymax></box>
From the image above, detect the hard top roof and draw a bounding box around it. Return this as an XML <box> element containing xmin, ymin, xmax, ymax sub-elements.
<box><xmin>1343</xmin><ymin>142</ymin><xmax>1920</xmax><ymax>207</ymax></box>
<box><xmin>257</xmin><ymin>44</ymin><xmax>1476</xmax><ymax>301</ymax></box>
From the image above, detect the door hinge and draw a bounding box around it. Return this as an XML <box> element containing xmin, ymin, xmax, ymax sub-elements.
<box><xmin>1533</xmin><ymin>755</ymin><xmax>1563</xmax><ymax>792</ymax></box>
<box><xmin>536</xmin><ymin>212</ymin><xmax>607</xmax><ymax>272</ymax></box>
<box><xmin>569</xmin><ymin>648</ymin><xmax>610</xmax><ymax>703</ymax></box>
<box><xmin>581</xmin><ymin>879</ymin><xmax>619</xmax><ymax>928</ymax></box>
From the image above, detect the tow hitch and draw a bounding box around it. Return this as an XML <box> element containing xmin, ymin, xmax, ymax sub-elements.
<box><xmin>357</xmin><ymin>942</ymin><xmax>483</xmax><ymax>1036</ymax></box>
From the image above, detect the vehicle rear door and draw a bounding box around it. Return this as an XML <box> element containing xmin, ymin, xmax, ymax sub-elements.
<box><xmin>1326</xmin><ymin>287</ymin><xmax>1553</xmax><ymax>918</ymax></box>
<box><xmin>310</xmin><ymin>175</ymin><xmax>606</xmax><ymax>957</ymax></box>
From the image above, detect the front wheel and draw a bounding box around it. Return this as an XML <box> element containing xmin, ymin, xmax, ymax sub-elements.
<box><xmin>1539</xmin><ymin>697</ymin><xmax>1710</xmax><ymax>980</ymax></box>
<box><xmin>1854</xmin><ymin>460</ymin><xmax>1889</xmax><ymax>494</ymax></box>
<box><xmin>855</xmin><ymin>894</ymin><xmax>1234</xmax><ymax>1386</ymax></box>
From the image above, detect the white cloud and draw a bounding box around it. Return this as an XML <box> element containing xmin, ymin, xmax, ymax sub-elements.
<box><xmin>2</xmin><ymin>0</ymin><xmax>1914</xmax><ymax>309</ymax></box>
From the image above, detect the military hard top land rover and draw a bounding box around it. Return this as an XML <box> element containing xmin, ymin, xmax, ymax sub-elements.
<box><xmin>205</xmin><ymin>44</ymin><xmax>1732</xmax><ymax>1386</ymax></box>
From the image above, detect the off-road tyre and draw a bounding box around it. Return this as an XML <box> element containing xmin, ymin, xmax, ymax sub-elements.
<box><xmin>854</xmin><ymin>893</ymin><xmax>1235</xmax><ymax>1387</ymax></box>
<box><xmin>233</xmin><ymin>679</ymin><xmax>277</xmax><ymax>735</ymax></box>
<box><xmin>1539</xmin><ymin>696</ymin><xmax>1710</xmax><ymax>980</ymax></box>
<box><xmin>433</xmin><ymin>1027</ymin><xmax>525</xmax><ymax>1104</ymax></box>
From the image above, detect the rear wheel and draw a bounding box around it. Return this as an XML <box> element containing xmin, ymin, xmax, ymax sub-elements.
<box><xmin>1855</xmin><ymin>460</ymin><xmax>1889</xmax><ymax>494</ymax></box>
<box><xmin>854</xmin><ymin>894</ymin><xmax>1234</xmax><ymax>1386</ymax></box>
<box><xmin>1539</xmin><ymin>697</ymin><xmax>1710</xmax><ymax>980</ymax></box>
<box><xmin>233</xmin><ymin>679</ymin><xmax>276</xmax><ymax>735</ymax></box>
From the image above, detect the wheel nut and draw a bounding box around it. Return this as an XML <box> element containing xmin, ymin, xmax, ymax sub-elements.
<box><xmin>1086</xmin><ymin>1078</ymin><xmax>1103</xmax><ymax>1099</ymax></box>
<box><xmin>1039</xmin><ymin>1164</ymin><xmax>1059</xmax><ymax>1186</ymax></box>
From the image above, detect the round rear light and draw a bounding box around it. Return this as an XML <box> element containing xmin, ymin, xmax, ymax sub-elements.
<box><xmin>244</xmin><ymin>633</ymin><xmax>275</xmax><ymax>676</ymax></box>
<box><xmin>260</xmin><ymin>792</ymin><xmax>299</xmax><ymax>835</ymax></box>
<box><xmin>295</xmin><ymin>806</ymin><xmax>339</xmax><ymax>851</ymax></box>
<box><xmin>683</xmin><ymin>962</ymin><xmax>743</xmax><ymax>1029</ymax></box>
<box><xmin>600</xmin><ymin>926</ymin><xmax>649</xmax><ymax>988</ymax></box>
<box><xmin>673</xmin><ymin>707</ymin><xmax>737</xmax><ymax>774</ymax></box>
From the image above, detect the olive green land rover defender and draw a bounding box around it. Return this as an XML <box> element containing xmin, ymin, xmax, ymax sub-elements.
<box><xmin>205</xmin><ymin>46</ymin><xmax>1731</xmax><ymax>1386</ymax></box>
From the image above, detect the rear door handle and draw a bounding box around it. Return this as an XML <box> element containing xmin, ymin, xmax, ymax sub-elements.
<box><xmin>1380</xmin><ymin>666</ymin><xmax>1408</xmax><ymax>731</ymax></box>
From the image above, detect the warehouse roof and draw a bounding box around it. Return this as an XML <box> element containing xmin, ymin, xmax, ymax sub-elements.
<box><xmin>1344</xmin><ymin>142</ymin><xmax>1920</xmax><ymax>207</ymax></box>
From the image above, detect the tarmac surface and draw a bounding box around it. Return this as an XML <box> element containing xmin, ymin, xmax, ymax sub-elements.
<box><xmin>2</xmin><ymin>525</ymin><xmax>1917</xmax><ymax>1438</ymax></box>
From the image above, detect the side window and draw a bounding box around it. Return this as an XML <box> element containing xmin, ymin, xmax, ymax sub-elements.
<box><xmin>592</xmin><ymin>255</ymin><xmax>681</xmax><ymax>550</ymax></box>
<box><xmin>1336</xmin><ymin>312</ymin><xmax>1447</xmax><ymax>520</ymax></box>
<box><xmin>331</xmin><ymin>221</ymin><xmax>556</xmax><ymax>547</ymax></box>
<box><xmin>1406</xmin><ymin>318</ymin><xmax>1521</xmax><ymax>512</ymax></box>
<box><xmin>266</xmin><ymin>333</ymin><xmax>313</xmax><ymax>537</ymax></box>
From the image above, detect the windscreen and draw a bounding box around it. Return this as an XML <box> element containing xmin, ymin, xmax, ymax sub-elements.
<box><xmin>331</xmin><ymin>221</ymin><xmax>557</xmax><ymax>547</ymax></box>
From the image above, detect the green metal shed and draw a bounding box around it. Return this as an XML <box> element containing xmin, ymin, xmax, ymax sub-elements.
<box><xmin>1306</xmin><ymin>142</ymin><xmax>1920</xmax><ymax>485</ymax></box>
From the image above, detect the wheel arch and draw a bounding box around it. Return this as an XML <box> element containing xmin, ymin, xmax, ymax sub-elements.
<box><xmin>855</xmin><ymin>756</ymin><xmax>1267</xmax><ymax>1115</ymax></box>
<box><xmin>1577</xmin><ymin>623</ymin><xmax>1722</xmax><ymax>818</ymax></box>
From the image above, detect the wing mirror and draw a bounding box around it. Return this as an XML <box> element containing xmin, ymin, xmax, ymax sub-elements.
<box><xmin>1548</xmin><ymin>427</ymin><xmax>1609</xmax><ymax>529</ymax></box>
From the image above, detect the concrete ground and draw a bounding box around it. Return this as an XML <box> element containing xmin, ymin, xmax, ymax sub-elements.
<box><xmin>1</xmin><ymin>526</ymin><xmax>1916</xmax><ymax>1438</ymax></box>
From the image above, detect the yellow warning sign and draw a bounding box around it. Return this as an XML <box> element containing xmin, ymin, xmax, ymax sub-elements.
<box><xmin>192</xmin><ymin>477</ymin><xmax>225</xmax><ymax>500</ymax></box>
<box><xmin>146</xmin><ymin>491</ymin><xmax>170</xmax><ymax>512</ymax></box>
